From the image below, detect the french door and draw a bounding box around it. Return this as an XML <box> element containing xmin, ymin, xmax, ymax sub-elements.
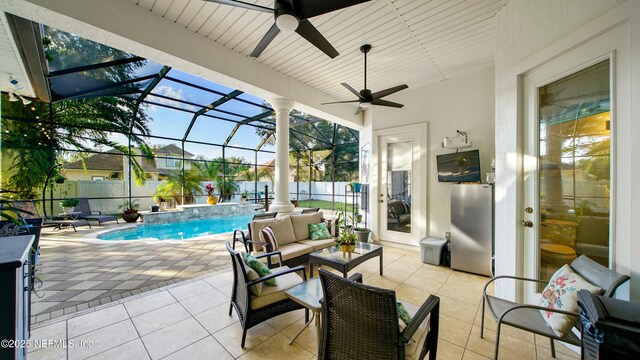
<box><xmin>379</xmin><ymin>132</ymin><xmax>420</xmax><ymax>244</ymax></box>
<box><xmin>523</xmin><ymin>55</ymin><xmax>613</xmax><ymax>301</ymax></box>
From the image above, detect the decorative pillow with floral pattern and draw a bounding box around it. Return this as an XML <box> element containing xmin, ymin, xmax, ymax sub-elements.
<box><xmin>308</xmin><ymin>222</ymin><xmax>332</xmax><ymax>240</ymax></box>
<box><xmin>539</xmin><ymin>264</ymin><xmax>601</xmax><ymax>336</ymax></box>
<box><xmin>242</xmin><ymin>252</ymin><xmax>276</xmax><ymax>286</ymax></box>
<box><xmin>396</xmin><ymin>300</ymin><xmax>413</xmax><ymax>326</ymax></box>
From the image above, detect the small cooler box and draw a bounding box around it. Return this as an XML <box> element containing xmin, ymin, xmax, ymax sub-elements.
<box><xmin>420</xmin><ymin>237</ymin><xmax>447</xmax><ymax>265</ymax></box>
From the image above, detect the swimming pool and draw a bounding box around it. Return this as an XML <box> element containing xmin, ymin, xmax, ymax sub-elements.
<box><xmin>98</xmin><ymin>214</ymin><xmax>253</xmax><ymax>241</ymax></box>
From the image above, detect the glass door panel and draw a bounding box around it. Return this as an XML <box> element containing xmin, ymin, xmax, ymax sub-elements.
<box><xmin>538</xmin><ymin>60</ymin><xmax>611</xmax><ymax>282</ymax></box>
<box><xmin>386</xmin><ymin>140</ymin><xmax>412</xmax><ymax>233</ymax></box>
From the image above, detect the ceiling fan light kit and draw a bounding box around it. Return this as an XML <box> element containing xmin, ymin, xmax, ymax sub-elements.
<box><xmin>275</xmin><ymin>13</ymin><xmax>299</xmax><ymax>32</ymax></box>
<box><xmin>207</xmin><ymin>0</ymin><xmax>370</xmax><ymax>58</ymax></box>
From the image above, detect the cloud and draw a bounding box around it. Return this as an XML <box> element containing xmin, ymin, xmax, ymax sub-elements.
<box><xmin>144</xmin><ymin>85</ymin><xmax>198</xmax><ymax>112</ymax></box>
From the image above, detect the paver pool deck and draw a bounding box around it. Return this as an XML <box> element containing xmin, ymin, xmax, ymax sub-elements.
<box><xmin>32</xmin><ymin>222</ymin><xmax>233</xmax><ymax>324</ymax></box>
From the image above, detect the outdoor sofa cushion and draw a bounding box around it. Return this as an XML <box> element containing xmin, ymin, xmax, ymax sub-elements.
<box><xmin>250</xmin><ymin>216</ymin><xmax>297</xmax><ymax>251</ymax></box>
<box><xmin>253</xmin><ymin>242</ymin><xmax>314</xmax><ymax>264</ymax></box>
<box><xmin>298</xmin><ymin>239</ymin><xmax>335</xmax><ymax>251</ymax></box>
<box><xmin>290</xmin><ymin>212</ymin><xmax>324</xmax><ymax>241</ymax></box>
<box><xmin>250</xmin><ymin>266</ymin><xmax>304</xmax><ymax>310</ymax></box>
<box><xmin>401</xmin><ymin>300</ymin><xmax>433</xmax><ymax>360</ymax></box>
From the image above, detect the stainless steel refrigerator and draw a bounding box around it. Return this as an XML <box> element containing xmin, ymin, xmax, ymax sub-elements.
<box><xmin>450</xmin><ymin>184</ymin><xmax>493</xmax><ymax>276</ymax></box>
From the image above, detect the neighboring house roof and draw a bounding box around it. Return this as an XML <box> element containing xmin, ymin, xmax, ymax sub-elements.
<box><xmin>64</xmin><ymin>148</ymin><xmax>160</xmax><ymax>173</ymax></box>
<box><xmin>64</xmin><ymin>149</ymin><xmax>124</xmax><ymax>171</ymax></box>
<box><xmin>155</xmin><ymin>144</ymin><xmax>194</xmax><ymax>157</ymax></box>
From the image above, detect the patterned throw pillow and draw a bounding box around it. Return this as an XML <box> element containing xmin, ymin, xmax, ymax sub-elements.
<box><xmin>242</xmin><ymin>252</ymin><xmax>276</xmax><ymax>286</ymax></box>
<box><xmin>308</xmin><ymin>222</ymin><xmax>332</xmax><ymax>240</ymax></box>
<box><xmin>396</xmin><ymin>300</ymin><xmax>412</xmax><ymax>326</ymax></box>
<box><xmin>259</xmin><ymin>226</ymin><xmax>278</xmax><ymax>253</ymax></box>
<box><xmin>539</xmin><ymin>264</ymin><xmax>601</xmax><ymax>336</ymax></box>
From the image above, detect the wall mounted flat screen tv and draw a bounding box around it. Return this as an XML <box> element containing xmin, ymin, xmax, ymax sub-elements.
<box><xmin>436</xmin><ymin>149</ymin><xmax>481</xmax><ymax>183</ymax></box>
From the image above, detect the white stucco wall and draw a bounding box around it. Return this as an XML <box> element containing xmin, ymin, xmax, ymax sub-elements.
<box><xmin>362</xmin><ymin>67</ymin><xmax>495</xmax><ymax>243</ymax></box>
<box><xmin>494</xmin><ymin>0</ymin><xmax>640</xmax><ymax>300</ymax></box>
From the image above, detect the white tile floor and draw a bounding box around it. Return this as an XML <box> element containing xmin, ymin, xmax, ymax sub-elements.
<box><xmin>26</xmin><ymin>246</ymin><xmax>580</xmax><ymax>360</ymax></box>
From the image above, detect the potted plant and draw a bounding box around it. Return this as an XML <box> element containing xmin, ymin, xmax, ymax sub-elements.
<box><xmin>240</xmin><ymin>190</ymin><xmax>249</xmax><ymax>203</ymax></box>
<box><xmin>59</xmin><ymin>198</ymin><xmax>80</xmax><ymax>214</ymax></box>
<box><xmin>335</xmin><ymin>228</ymin><xmax>357</xmax><ymax>253</ymax></box>
<box><xmin>205</xmin><ymin>183</ymin><xmax>217</xmax><ymax>205</ymax></box>
<box><xmin>120</xmin><ymin>199</ymin><xmax>140</xmax><ymax>223</ymax></box>
<box><xmin>351</xmin><ymin>181</ymin><xmax>362</xmax><ymax>193</ymax></box>
<box><xmin>353</xmin><ymin>227</ymin><xmax>371</xmax><ymax>243</ymax></box>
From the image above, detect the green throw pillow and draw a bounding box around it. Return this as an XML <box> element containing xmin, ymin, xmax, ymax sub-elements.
<box><xmin>242</xmin><ymin>252</ymin><xmax>276</xmax><ymax>286</ymax></box>
<box><xmin>308</xmin><ymin>222</ymin><xmax>332</xmax><ymax>240</ymax></box>
<box><xmin>396</xmin><ymin>300</ymin><xmax>413</xmax><ymax>326</ymax></box>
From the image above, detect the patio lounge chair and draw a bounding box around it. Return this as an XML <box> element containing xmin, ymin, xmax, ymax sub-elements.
<box><xmin>75</xmin><ymin>198</ymin><xmax>119</xmax><ymax>225</ymax></box>
<box><xmin>225</xmin><ymin>241</ymin><xmax>308</xmax><ymax>348</ymax></box>
<box><xmin>481</xmin><ymin>255</ymin><xmax>630</xmax><ymax>359</ymax></box>
<box><xmin>318</xmin><ymin>268</ymin><xmax>440</xmax><ymax>360</ymax></box>
<box><xmin>12</xmin><ymin>200</ymin><xmax>91</xmax><ymax>232</ymax></box>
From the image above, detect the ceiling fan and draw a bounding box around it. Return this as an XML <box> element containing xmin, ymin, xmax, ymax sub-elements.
<box><xmin>206</xmin><ymin>0</ymin><xmax>370</xmax><ymax>58</ymax></box>
<box><xmin>323</xmin><ymin>44</ymin><xmax>408</xmax><ymax>115</ymax></box>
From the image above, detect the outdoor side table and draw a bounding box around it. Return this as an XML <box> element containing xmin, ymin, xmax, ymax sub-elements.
<box><xmin>55</xmin><ymin>211</ymin><xmax>82</xmax><ymax>220</ymax></box>
<box><xmin>285</xmin><ymin>278</ymin><xmax>323</xmax><ymax>348</ymax></box>
<box><xmin>309</xmin><ymin>242</ymin><xmax>383</xmax><ymax>278</ymax></box>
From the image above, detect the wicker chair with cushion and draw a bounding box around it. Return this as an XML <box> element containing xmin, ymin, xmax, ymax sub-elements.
<box><xmin>226</xmin><ymin>242</ymin><xmax>308</xmax><ymax>348</ymax></box>
<box><xmin>75</xmin><ymin>198</ymin><xmax>119</xmax><ymax>225</ymax></box>
<box><xmin>318</xmin><ymin>269</ymin><xmax>440</xmax><ymax>360</ymax></box>
<box><xmin>481</xmin><ymin>255</ymin><xmax>630</xmax><ymax>359</ymax></box>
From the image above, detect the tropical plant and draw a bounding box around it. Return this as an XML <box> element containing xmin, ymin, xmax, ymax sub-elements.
<box><xmin>0</xmin><ymin>27</ymin><xmax>152</xmax><ymax>198</ymax></box>
<box><xmin>335</xmin><ymin>228</ymin><xmax>357</xmax><ymax>246</ymax></box>
<box><xmin>193</xmin><ymin>157</ymin><xmax>248</xmax><ymax>202</ymax></box>
<box><xmin>154</xmin><ymin>167</ymin><xmax>203</xmax><ymax>206</ymax></box>
<box><xmin>120</xmin><ymin>199</ymin><xmax>139</xmax><ymax>211</ymax></box>
<box><xmin>0</xmin><ymin>191</ymin><xmax>33</xmax><ymax>224</ymax></box>
<box><xmin>59</xmin><ymin>198</ymin><xmax>79</xmax><ymax>208</ymax></box>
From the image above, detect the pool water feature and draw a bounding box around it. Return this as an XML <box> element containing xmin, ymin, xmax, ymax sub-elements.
<box><xmin>98</xmin><ymin>214</ymin><xmax>253</xmax><ymax>241</ymax></box>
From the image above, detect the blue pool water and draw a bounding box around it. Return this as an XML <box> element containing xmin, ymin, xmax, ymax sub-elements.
<box><xmin>98</xmin><ymin>214</ymin><xmax>253</xmax><ymax>241</ymax></box>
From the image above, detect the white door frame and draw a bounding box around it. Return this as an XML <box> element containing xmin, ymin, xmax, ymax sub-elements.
<box><xmin>520</xmin><ymin>23</ymin><xmax>630</xmax><ymax>302</ymax></box>
<box><xmin>371</xmin><ymin>123</ymin><xmax>428</xmax><ymax>245</ymax></box>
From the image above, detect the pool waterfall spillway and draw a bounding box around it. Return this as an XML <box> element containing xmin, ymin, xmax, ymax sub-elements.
<box><xmin>141</xmin><ymin>203</ymin><xmax>262</xmax><ymax>225</ymax></box>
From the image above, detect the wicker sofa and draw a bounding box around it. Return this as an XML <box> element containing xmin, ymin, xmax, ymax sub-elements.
<box><xmin>244</xmin><ymin>211</ymin><xmax>336</xmax><ymax>268</ymax></box>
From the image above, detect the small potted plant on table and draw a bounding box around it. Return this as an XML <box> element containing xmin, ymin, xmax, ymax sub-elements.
<box><xmin>60</xmin><ymin>198</ymin><xmax>80</xmax><ymax>214</ymax></box>
<box><xmin>336</xmin><ymin>228</ymin><xmax>357</xmax><ymax>253</ymax></box>
<box><xmin>240</xmin><ymin>190</ymin><xmax>249</xmax><ymax>203</ymax></box>
<box><xmin>121</xmin><ymin>199</ymin><xmax>140</xmax><ymax>223</ymax></box>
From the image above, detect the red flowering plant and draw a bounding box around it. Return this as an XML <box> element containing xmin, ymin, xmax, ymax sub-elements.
<box><xmin>205</xmin><ymin>183</ymin><xmax>216</xmax><ymax>196</ymax></box>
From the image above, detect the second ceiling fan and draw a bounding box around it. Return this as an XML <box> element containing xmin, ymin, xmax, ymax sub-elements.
<box><xmin>206</xmin><ymin>0</ymin><xmax>371</xmax><ymax>58</ymax></box>
<box><xmin>323</xmin><ymin>44</ymin><xmax>408</xmax><ymax>115</ymax></box>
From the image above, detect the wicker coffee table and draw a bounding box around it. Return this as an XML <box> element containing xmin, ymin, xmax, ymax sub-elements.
<box><xmin>309</xmin><ymin>242</ymin><xmax>383</xmax><ymax>278</ymax></box>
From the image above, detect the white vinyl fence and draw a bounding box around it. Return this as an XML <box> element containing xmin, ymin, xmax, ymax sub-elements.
<box><xmin>49</xmin><ymin>180</ymin><xmax>353</xmax><ymax>214</ymax></box>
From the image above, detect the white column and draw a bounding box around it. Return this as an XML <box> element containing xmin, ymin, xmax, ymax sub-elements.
<box><xmin>268</xmin><ymin>98</ymin><xmax>295</xmax><ymax>213</ymax></box>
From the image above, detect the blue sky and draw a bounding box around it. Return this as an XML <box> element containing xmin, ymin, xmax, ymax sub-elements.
<box><xmin>113</xmin><ymin>68</ymin><xmax>276</xmax><ymax>164</ymax></box>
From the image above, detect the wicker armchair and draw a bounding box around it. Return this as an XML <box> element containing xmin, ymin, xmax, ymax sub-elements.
<box><xmin>481</xmin><ymin>255</ymin><xmax>630</xmax><ymax>359</ymax></box>
<box><xmin>225</xmin><ymin>242</ymin><xmax>308</xmax><ymax>348</ymax></box>
<box><xmin>318</xmin><ymin>269</ymin><xmax>440</xmax><ymax>360</ymax></box>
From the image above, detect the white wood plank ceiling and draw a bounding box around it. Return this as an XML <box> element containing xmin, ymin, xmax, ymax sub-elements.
<box><xmin>0</xmin><ymin>12</ymin><xmax>34</xmax><ymax>97</ymax></box>
<box><xmin>138</xmin><ymin>0</ymin><xmax>507</xmax><ymax>100</ymax></box>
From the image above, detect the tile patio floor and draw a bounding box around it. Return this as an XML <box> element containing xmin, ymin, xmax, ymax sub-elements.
<box><xmin>32</xmin><ymin>224</ymin><xmax>232</xmax><ymax>324</ymax></box>
<box><xmin>26</xmin><ymin>246</ymin><xmax>580</xmax><ymax>360</ymax></box>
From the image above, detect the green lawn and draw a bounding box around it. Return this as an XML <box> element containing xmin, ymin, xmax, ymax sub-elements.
<box><xmin>296</xmin><ymin>199</ymin><xmax>354</xmax><ymax>213</ymax></box>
